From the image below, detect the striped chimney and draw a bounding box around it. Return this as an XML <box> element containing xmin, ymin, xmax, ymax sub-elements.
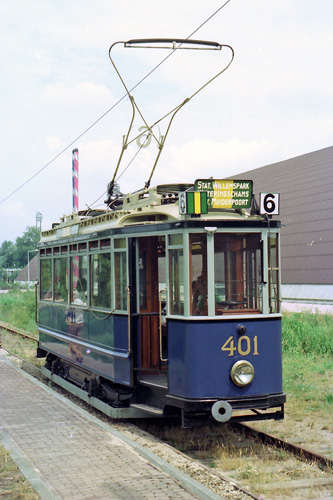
<box><xmin>72</xmin><ymin>148</ymin><xmax>79</xmax><ymax>213</ymax></box>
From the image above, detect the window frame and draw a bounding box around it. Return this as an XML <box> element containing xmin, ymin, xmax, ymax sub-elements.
<box><xmin>90</xmin><ymin>251</ymin><xmax>112</xmax><ymax>310</ymax></box>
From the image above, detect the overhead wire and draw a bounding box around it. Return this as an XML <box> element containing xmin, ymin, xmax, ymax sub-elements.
<box><xmin>0</xmin><ymin>0</ymin><xmax>232</xmax><ymax>208</ymax></box>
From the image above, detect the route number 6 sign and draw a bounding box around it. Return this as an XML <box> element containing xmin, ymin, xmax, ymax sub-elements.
<box><xmin>260</xmin><ymin>193</ymin><xmax>280</xmax><ymax>215</ymax></box>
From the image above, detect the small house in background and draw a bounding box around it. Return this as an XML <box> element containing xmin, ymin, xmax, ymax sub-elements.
<box><xmin>1</xmin><ymin>268</ymin><xmax>20</xmax><ymax>283</ymax></box>
<box><xmin>234</xmin><ymin>145</ymin><xmax>333</xmax><ymax>305</ymax></box>
<box><xmin>14</xmin><ymin>254</ymin><xmax>38</xmax><ymax>288</ymax></box>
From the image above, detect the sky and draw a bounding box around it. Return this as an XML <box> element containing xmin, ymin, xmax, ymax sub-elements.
<box><xmin>0</xmin><ymin>0</ymin><xmax>332</xmax><ymax>246</ymax></box>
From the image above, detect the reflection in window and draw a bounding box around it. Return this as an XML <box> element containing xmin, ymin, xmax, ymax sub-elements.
<box><xmin>268</xmin><ymin>234</ymin><xmax>280</xmax><ymax>313</ymax></box>
<box><xmin>214</xmin><ymin>234</ymin><xmax>262</xmax><ymax>314</ymax></box>
<box><xmin>190</xmin><ymin>234</ymin><xmax>207</xmax><ymax>316</ymax></box>
<box><xmin>71</xmin><ymin>255</ymin><xmax>88</xmax><ymax>303</ymax></box>
<box><xmin>115</xmin><ymin>252</ymin><xmax>127</xmax><ymax>311</ymax></box>
<box><xmin>54</xmin><ymin>258</ymin><xmax>68</xmax><ymax>302</ymax></box>
<box><xmin>169</xmin><ymin>249</ymin><xmax>184</xmax><ymax>315</ymax></box>
<box><xmin>91</xmin><ymin>253</ymin><xmax>111</xmax><ymax>309</ymax></box>
<box><xmin>40</xmin><ymin>260</ymin><xmax>52</xmax><ymax>301</ymax></box>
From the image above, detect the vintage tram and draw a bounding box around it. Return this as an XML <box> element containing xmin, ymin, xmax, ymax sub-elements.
<box><xmin>37</xmin><ymin>38</ymin><xmax>285</xmax><ymax>425</ymax></box>
<box><xmin>37</xmin><ymin>179</ymin><xmax>285</xmax><ymax>425</ymax></box>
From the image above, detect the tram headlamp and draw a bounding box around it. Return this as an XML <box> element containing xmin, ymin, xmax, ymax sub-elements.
<box><xmin>230</xmin><ymin>360</ymin><xmax>254</xmax><ymax>387</ymax></box>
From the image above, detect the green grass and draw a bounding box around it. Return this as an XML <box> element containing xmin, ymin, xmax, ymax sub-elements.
<box><xmin>0</xmin><ymin>290</ymin><xmax>38</xmax><ymax>335</ymax></box>
<box><xmin>281</xmin><ymin>313</ymin><xmax>333</xmax><ymax>416</ymax></box>
<box><xmin>282</xmin><ymin>311</ymin><xmax>333</xmax><ymax>356</ymax></box>
<box><xmin>283</xmin><ymin>353</ymin><xmax>333</xmax><ymax>415</ymax></box>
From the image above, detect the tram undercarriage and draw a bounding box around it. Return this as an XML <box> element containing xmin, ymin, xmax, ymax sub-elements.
<box><xmin>40</xmin><ymin>350</ymin><xmax>284</xmax><ymax>426</ymax></box>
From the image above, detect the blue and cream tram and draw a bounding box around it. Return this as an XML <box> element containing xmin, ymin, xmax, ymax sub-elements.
<box><xmin>37</xmin><ymin>180</ymin><xmax>285</xmax><ymax>425</ymax></box>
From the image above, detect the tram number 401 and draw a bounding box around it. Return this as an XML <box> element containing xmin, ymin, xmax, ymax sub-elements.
<box><xmin>221</xmin><ymin>335</ymin><xmax>259</xmax><ymax>356</ymax></box>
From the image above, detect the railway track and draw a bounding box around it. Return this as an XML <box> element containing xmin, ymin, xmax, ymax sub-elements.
<box><xmin>1</xmin><ymin>323</ymin><xmax>332</xmax><ymax>500</ymax></box>
<box><xmin>143</xmin><ymin>421</ymin><xmax>333</xmax><ymax>499</ymax></box>
<box><xmin>0</xmin><ymin>323</ymin><xmax>37</xmax><ymax>342</ymax></box>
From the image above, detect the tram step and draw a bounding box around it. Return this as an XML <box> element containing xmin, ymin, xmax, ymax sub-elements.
<box><xmin>130</xmin><ymin>403</ymin><xmax>164</xmax><ymax>415</ymax></box>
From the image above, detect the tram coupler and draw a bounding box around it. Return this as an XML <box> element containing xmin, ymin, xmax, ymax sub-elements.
<box><xmin>211</xmin><ymin>400</ymin><xmax>233</xmax><ymax>423</ymax></box>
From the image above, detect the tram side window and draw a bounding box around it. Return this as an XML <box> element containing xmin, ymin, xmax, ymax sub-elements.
<box><xmin>190</xmin><ymin>234</ymin><xmax>208</xmax><ymax>316</ymax></box>
<box><xmin>268</xmin><ymin>234</ymin><xmax>280</xmax><ymax>313</ymax></box>
<box><xmin>214</xmin><ymin>234</ymin><xmax>262</xmax><ymax>314</ymax></box>
<box><xmin>246</xmin><ymin>234</ymin><xmax>263</xmax><ymax>311</ymax></box>
<box><xmin>40</xmin><ymin>259</ymin><xmax>52</xmax><ymax>301</ymax></box>
<box><xmin>71</xmin><ymin>255</ymin><xmax>88</xmax><ymax>302</ymax></box>
<box><xmin>91</xmin><ymin>253</ymin><xmax>111</xmax><ymax>309</ymax></box>
<box><xmin>114</xmin><ymin>252</ymin><xmax>127</xmax><ymax>311</ymax></box>
<box><xmin>54</xmin><ymin>257</ymin><xmax>69</xmax><ymax>303</ymax></box>
<box><xmin>169</xmin><ymin>248</ymin><xmax>184</xmax><ymax>315</ymax></box>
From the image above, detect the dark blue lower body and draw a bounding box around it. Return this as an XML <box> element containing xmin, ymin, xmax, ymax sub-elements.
<box><xmin>167</xmin><ymin>316</ymin><xmax>283</xmax><ymax>402</ymax></box>
<box><xmin>38</xmin><ymin>304</ymin><xmax>131</xmax><ymax>386</ymax></box>
<box><xmin>39</xmin><ymin>303</ymin><xmax>284</xmax><ymax>413</ymax></box>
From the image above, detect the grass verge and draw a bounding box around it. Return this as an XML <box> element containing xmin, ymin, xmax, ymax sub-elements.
<box><xmin>0</xmin><ymin>290</ymin><xmax>38</xmax><ymax>336</ymax></box>
<box><xmin>0</xmin><ymin>445</ymin><xmax>38</xmax><ymax>500</ymax></box>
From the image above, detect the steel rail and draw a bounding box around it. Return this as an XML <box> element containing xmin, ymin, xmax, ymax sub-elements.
<box><xmin>233</xmin><ymin>422</ymin><xmax>333</xmax><ymax>471</ymax></box>
<box><xmin>0</xmin><ymin>323</ymin><xmax>38</xmax><ymax>342</ymax></box>
<box><xmin>0</xmin><ymin>346</ymin><xmax>34</xmax><ymax>365</ymax></box>
<box><xmin>0</xmin><ymin>324</ymin><xmax>39</xmax><ymax>370</ymax></box>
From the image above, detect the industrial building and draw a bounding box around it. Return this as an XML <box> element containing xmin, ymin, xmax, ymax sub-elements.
<box><xmin>234</xmin><ymin>145</ymin><xmax>333</xmax><ymax>305</ymax></box>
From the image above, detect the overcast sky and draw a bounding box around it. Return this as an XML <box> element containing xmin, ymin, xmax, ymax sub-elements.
<box><xmin>1</xmin><ymin>0</ymin><xmax>332</xmax><ymax>246</ymax></box>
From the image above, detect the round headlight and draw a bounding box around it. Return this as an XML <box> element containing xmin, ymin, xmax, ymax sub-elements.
<box><xmin>230</xmin><ymin>360</ymin><xmax>254</xmax><ymax>387</ymax></box>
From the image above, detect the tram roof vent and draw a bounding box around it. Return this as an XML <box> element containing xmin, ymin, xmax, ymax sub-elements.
<box><xmin>121</xmin><ymin>187</ymin><xmax>163</xmax><ymax>211</ymax></box>
<box><xmin>121</xmin><ymin>183</ymin><xmax>194</xmax><ymax>210</ymax></box>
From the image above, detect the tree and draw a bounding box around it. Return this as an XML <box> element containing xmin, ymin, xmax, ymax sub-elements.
<box><xmin>0</xmin><ymin>240</ymin><xmax>15</xmax><ymax>268</ymax></box>
<box><xmin>14</xmin><ymin>226</ymin><xmax>40</xmax><ymax>268</ymax></box>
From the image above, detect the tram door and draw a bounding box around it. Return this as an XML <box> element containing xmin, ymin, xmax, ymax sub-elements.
<box><xmin>137</xmin><ymin>236</ymin><xmax>166</xmax><ymax>372</ymax></box>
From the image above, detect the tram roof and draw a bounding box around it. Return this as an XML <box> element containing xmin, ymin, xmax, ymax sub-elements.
<box><xmin>40</xmin><ymin>182</ymin><xmax>276</xmax><ymax>243</ymax></box>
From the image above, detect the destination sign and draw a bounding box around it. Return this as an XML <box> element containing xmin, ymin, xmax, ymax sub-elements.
<box><xmin>195</xmin><ymin>179</ymin><xmax>253</xmax><ymax>209</ymax></box>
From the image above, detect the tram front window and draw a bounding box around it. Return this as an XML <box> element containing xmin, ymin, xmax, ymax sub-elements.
<box><xmin>168</xmin><ymin>234</ymin><xmax>184</xmax><ymax>315</ymax></box>
<box><xmin>268</xmin><ymin>234</ymin><xmax>280</xmax><ymax>313</ymax></box>
<box><xmin>169</xmin><ymin>248</ymin><xmax>184</xmax><ymax>315</ymax></box>
<box><xmin>214</xmin><ymin>234</ymin><xmax>262</xmax><ymax>315</ymax></box>
<box><xmin>190</xmin><ymin>234</ymin><xmax>208</xmax><ymax>316</ymax></box>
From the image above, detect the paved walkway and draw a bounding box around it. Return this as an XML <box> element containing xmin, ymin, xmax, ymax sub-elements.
<box><xmin>281</xmin><ymin>301</ymin><xmax>333</xmax><ymax>314</ymax></box>
<box><xmin>0</xmin><ymin>356</ymin><xmax>222</xmax><ymax>500</ymax></box>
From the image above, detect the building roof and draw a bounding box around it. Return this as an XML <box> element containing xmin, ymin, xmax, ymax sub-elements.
<box><xmin>15</xmin><ymin>254</ymin><xmax>38</xmax><ymax>283</ymax></box>
<box><xmin>234</xmin><ymin>146</ymin><xmax>333</xmax><ymax>285</ymax></box>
